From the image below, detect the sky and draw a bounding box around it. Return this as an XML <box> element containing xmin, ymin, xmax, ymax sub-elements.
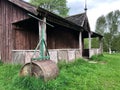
<box><xmin>24</xmin><ymin>0</ymin><xmax>120</xmax><ymax>31</ymax></box>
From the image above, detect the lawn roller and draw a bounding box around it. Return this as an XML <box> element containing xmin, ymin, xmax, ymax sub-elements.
<box><xmin>19</xmin><ymin>14</ymin><xmax>59</xmax><ymax>81</ymax></box>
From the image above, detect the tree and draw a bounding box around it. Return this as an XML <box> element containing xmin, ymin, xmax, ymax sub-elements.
<box><xmin>95</xmin><ymin>10</ymin><xmax>120</xmax><ymax>53</ymax></box>
<box><xmin>29</xmin><ymin>0</ymin><xmax>69</xmax><ymax>17</ymax></box>
<box><xmin>95</xmin><ymin>15</ymin><xmax>106</xmax><ymax>35</ymax></box>
<box><xmin>112</xmin><ymin>33</ymin><xmax>120</xmax><ymax>52</ymax></box>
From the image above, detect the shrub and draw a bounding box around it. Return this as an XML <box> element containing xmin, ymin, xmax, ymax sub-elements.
<box><xmin>90</xmin><ymin>54</ymin><xmax>104</xmax><ymax>61</ymax></box>
<box><xmin>0</xmin><ymin>60</ymin><xmax>3</xmax><ymax>65</ymax></box>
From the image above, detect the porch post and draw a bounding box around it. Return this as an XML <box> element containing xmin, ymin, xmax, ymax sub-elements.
<box><xmin>88</xmin><ymin>32</ymin><xmax>91</xmax><ymax>58</ymax></box>
<box><xmin>79</xmin><ymin>31</ymin><xmax>82</xmax><ymax>57</ymax></box>
<box><xmin>38</xmin><ymin>17</ymin><xmax>47</xmax><ymax>43</ymax></box>
<box><xmin>38</xmin><ymin>20</ymin><xmax>42</xmax><ymax>41</ymax></box>
<box><xmin>99</xmin><ymin>37</ymin><xmax>103</xmax><ymax>54</ymax></box>
<box><xmin>43</xmin><ymin>17</ymin><xmax>47</xmax><ymax>44</ymax></box>
<box><xmin>38</xmin><ymin>17</ymin><xmax>47</xmax><ymax>57</ymax></box>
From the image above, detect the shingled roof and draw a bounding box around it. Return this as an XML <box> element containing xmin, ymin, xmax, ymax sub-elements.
<box><xmin>8</xmin><ymin>0</ymin><xmax>83</xmax><ymax>31</ymax></box>
<box><xmin>8</xmin><ymin>0</ymin><xmax>102</xmax><ymax>37</ymax></box>
<box><xmin>66</xmin><ymin>13</ymin><xmax>103</xmax><ymax>37</ymax></box>
<box><xmin>66</xmin><ymin>13</ymin><xmax>86</xmax><ymax>27</ymax></box>
<box><xmin>8</xmin><ymin>0</ymin><xmax>38</xmax><ymax>15</ymax></box>
<box><xmin>66</xmin><ymin>13</ymin><xmax>91</xmax><ymax>32</ymax></box>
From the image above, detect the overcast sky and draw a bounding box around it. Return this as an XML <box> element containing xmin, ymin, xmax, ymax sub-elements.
<box><xmin>24</xmin><ymin>0</ymin><xmax>120</xmax><ymax>31</ymax></box>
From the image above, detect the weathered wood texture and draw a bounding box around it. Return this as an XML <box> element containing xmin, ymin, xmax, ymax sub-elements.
<box><xmin>0</xmin><ymin>0</ymin><xmax>80</xmax><ymax>63</ymax></box>
<box><xmin>0</xmin><ymin>0</ymin><xmax>2</xmax><ymax>60</ymax></box>
<box><xmin>0</xmin><ymin>0</ymin><xmax>30</xmax><ymax>62</ymax></box>
<box><xmin>14</xmin><ymin>28</ymin><xmax>39</xmax><ymax>50</ymax></box>
<box><xmin>0</xmin><ymin>0</ymin><xmax>103</xmax><ymax>63</ymax></box>
<box><xmin>47</xmin><ymin>26</ymin><xmax>79</xmax><ymax>49</ymax></box>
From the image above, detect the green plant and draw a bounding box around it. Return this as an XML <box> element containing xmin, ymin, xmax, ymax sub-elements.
<box><xmin>90</xmin><ymin>54</ymin><xmax>104</xmax><ymax>61</ymax></box>
<box><xmin>0</xmin><ymin>54</ymin><xmax>120</xmax><ymax>90</ymax></box>
<box><xmin>0</xmin><ymin>60</ymin><xmax>3</xmax><ymax>65</ymax></box>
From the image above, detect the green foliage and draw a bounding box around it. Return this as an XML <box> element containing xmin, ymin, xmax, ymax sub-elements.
<box><xmin>0</xmin><ymin>64</ymin><xmax>21</xmax><ymax>90</ymax></box>
<box><xmin>111</xmin><ymin>33</ymin><xmax>120</xmax><ymax>52</ymax></box>
<box><xmin>95</xmin><ymin>15</ymin><xmax>106</xmax><ymax>35</ymax></box>
<box><xmin>84</xmin><ymin>38</ymin><xmax>99</xmax><ymax>49</ymax></box>
<box><xmin>0</xmin><ymin>60</ymin><xmax>3</xmax><ymax>65</ymax></box>
<box><xmin>84</xmin><ymin>38</ymin><xmax>89</xmax><ymax>49</ymax></box>
<box><xmin>90</xmin><ymin>54</ymin><xmax>104</xmax><ymax>61</ymax></box>
<box><xmin>29</xmin><ymin>0</ymin><xmax>69</xmax><ymax>17</ymax></box>
<box><xmin>0</xmin><ymin>54</ymin><xmax>120</xmax><ymax>90</ymax></box>
<box><xmin>12</xmin><ymin>76</ymin><xmax>47</xmax><ymax>90</ymax></box>
<box><xmin>91</xmin><ymin>38</ymin><xmax>99</xmax><ymax>48</ymax></box>
<box><xmin>95</xmin><ymin>10</ymin><xmax>120</xmax><ymax>52</ymax></box>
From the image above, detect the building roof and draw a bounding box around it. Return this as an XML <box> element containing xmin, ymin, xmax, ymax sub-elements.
<box><xmin>8</xmin><ymin>0</ymin><xmax>83</xmax><ymax>31</ymax></box>
<box><xmin>66</xmin><ymin>13</ymin><xmax>86</xmax><ymax>27</ymax></box>
<box><xmin>8</xmin><ymin>0</ymin><xmax>102</xmax><ymax>37</ymax></box>
<box><xmin>8</xmin><ymin>0</ymin><xmax>38</xmax><ymax>15</ymax></box>
<box><xmin>66</xmin><ymin>13</ymin><xmax>103</xmax><ymax>37</ymax></box>
<box><xmin>66</xmin><ymin>13</ymin><xmax>91</xmax><ymax>31</ymax></box>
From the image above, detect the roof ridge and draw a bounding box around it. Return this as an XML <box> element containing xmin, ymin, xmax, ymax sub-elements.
<box><xmin>81</xmin><ymin>14</ymin><xmax>86</xmax><ymax>26</ymax></box>
<box><xmin>65</xmin><ymin>12</ymin><xmax>86</xmax><ymax>18</ymax></box>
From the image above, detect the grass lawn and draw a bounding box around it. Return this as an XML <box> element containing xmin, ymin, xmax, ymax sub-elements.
<box><xmin>0</xmin><ymin>53</ymin><xmax>120</xmax><ymax>90</ymax></box>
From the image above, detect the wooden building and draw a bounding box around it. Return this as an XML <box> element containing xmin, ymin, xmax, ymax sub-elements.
<box><xmin>0</xmin><ymin>0</ymin><xmax>103</xmax><ymax>63</ymax></box>
<box><xmin>66</xmin><ymin>13</ymin><xmax>103</xmax><ymax>58</ymax></box>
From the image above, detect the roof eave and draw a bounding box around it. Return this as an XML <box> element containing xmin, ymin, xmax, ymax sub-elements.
<box><xmin>37</xmin><ymin>7</ymin><xmax>84</xmax><ymax>32</ymax></box>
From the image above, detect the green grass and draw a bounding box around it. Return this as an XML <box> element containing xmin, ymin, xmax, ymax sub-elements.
<box><xmin>90</xmin><ymin>54</ymin><xmax>104</xmax><ymax>61</ymax></box>
<box><xmin>0</xmin><ymin>53</ymin><xmax>120</xmax><ymax>90</ymax></box>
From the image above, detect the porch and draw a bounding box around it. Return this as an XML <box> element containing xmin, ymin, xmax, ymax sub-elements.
<box><xmin>11</xmin><ymin>14</ymin><xmax>103</xmax><ymax>64</ymax></box>
<box><xmin>12</xmin><ymin>15</ymin><xmax>83</xmax><ymax>64</ymax></box>
<box><xmin>82</xmin><ymin>31</ymin><xmax>103</xmax><ymax>58</ymax></box>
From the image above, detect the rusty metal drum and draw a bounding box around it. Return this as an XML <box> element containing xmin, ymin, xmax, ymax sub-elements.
<box><xmin>19</xmin><ymin>60</ymin><xmax>59</xmax><ymax>81</ymax></box>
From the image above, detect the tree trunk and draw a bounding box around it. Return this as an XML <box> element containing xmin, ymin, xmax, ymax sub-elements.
<box><xmin>109</xmin><ymin>47</ymin><xmax>112</xmax><ymax>54</ymax></box>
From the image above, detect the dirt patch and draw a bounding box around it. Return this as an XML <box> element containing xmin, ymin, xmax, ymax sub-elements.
<box><xmin>99</xmin><ymin>61</ymin><xmax>107</xmax><ymax>64</ymax></box>
<box><xmin>88</xmin><ymin>61</ymin><xmax>98</xmax><ymax>64</ymax></box>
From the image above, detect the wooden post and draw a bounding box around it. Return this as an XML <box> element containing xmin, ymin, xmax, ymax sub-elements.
<box><xmin>99</xmin><ymin>37</ymin><xmax>103</xmax><ymax>54</ymax></box>
<box><xmin>38</xmin><ymin>17</ymin><xmax>47</xmax><ymax>59</ymax></box>
<box><xmin>42</xmin><ymin>17</ymin><xmax>47</xmax><ymax>44</ymax></box>
<box><xmin>38</xmin><ymin>17</ymin><xmax>46</xmax><ymax>43</ymax></box>
<box><xmin>88</xmin><ymin>32</ymin><xmax>91</xmax><ymax>58</ymax></box>
<box><xmin>38</xmin><ymin>21</ymin><xmax>42</xmax><ymax>41</ymax></box>
<box><xmin>32</xmin><ymin>17</ymin><xmax>49</xmax><ymax>60</ymax></box>
<box><xmin>0</xmin><ymin>49</ymin><xmax>2</xmax><ymax>60</ymax></box>
<box><xmin>79</xmin><ymin>32</ymin><xmax>82</xmax><ymax>57</ymax></box>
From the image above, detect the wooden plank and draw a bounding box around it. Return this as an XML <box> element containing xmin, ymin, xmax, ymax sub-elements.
<box><xmin>88</xmin><ymin>32</ymin><xmax>91</xmax><ymax>58</ymax></box>
<box><xmin>3</xmin><ymin>1</ymin><xmax>6</xmax><ymax>61</ymax></box>
<box><xmin>0</xmin><ymin>0</ymin><xmax>2</xmax><ymax>60</ymax></box>
<box><xmin>79</xmin><ymin>32</ymin><xmax>82</xmax><ymax>57</ymax></box>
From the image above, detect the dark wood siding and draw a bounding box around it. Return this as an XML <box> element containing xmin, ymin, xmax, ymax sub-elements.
<box><xmin>0</xmin><ymin>0</ymin><xmax>81</xmax><ymax>63</ymax></box>
<box><xmin>0</xmin><ymin>0</ymin><xmax>1</xmax><ymax>60</ymax></box>
<box><xmin>0</xmin><ymin>0</ymin><xmax>30</xmax><ymax>62</ymax></box>
<box><xmin>14</xmin><ymin>28</ymin><xmax>39</xmax><ymax>50</ymax></box>
<box><xmin>47</xmin><ymin>27</ymin><xmax>79</xmax><ymax>49</ymax></box>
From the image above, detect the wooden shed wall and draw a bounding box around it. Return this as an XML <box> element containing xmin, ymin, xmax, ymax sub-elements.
<box><xmin>47</xmin><ymin>27</ymin><xmax>79</xmax><ymax>49</ymax></box>
<box><xmin>0</xmin><ymin>0</ymin><xmax>81</xmax><ymax>62</ymax></box>
<box><xmin>0</xmin><ymin>0</ymin><xmax>30</xmax><ymax>62</ymax></box>
<box><xmin>14</xmin><ymin>24</ymin><xmax>80</xmax><ymax>50</ymax></box>
<box><xmin>14</xmin><ymin>28</ymin><xmax>39</xmax><ymax>50</ymax></box>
